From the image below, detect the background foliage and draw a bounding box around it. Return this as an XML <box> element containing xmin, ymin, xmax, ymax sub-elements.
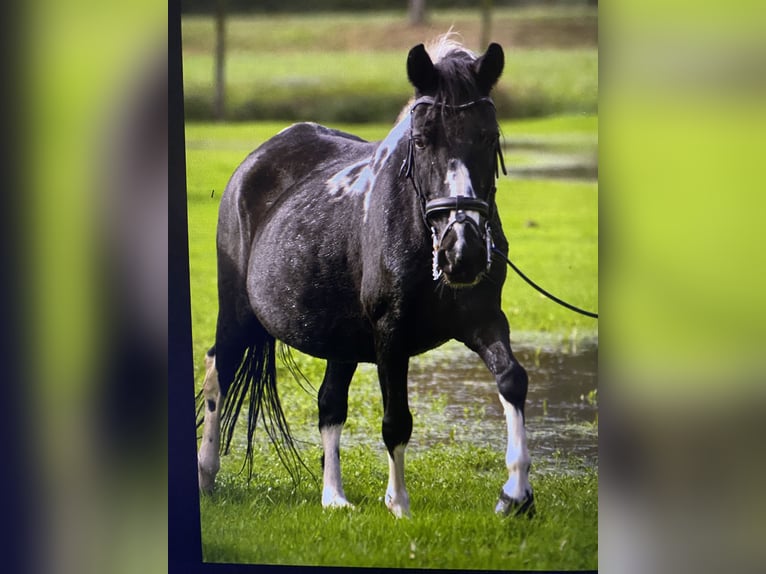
<box><xmin>182</xmin><ymin>5</ymin><xmax>598</xmax><ymax>121</ymax></box>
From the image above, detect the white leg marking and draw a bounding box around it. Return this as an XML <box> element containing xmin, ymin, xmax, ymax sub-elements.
<box><xmin>499</xmin><ymin>395</ymin><xmax>532</xmax><ymax>501</ymax></box>
<box><xmin>321</xmin><ymin>425</ymin><xmax>353</xmax><ymax>508</ymax></box>
<box><xmin>198</xmin><ymin>355</ymin><xmax>221</xmax><ymax>493</ymax></box>
<box><xmin>385</xmin><ymin>445</ymin><xmax>411</xmax><ymax>518</ymax></box>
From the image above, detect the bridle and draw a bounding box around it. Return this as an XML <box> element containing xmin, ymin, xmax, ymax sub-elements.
<box><xmin>399</xmin><ymin>95</ymin><xmax>508</xmax><ymax>280</ymax></box>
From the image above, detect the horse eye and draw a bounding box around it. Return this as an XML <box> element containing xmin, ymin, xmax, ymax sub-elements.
<box><xmin>413</xmin><ymin>136</ymin><xmax>426</xmax><ymax>150</ymax></box>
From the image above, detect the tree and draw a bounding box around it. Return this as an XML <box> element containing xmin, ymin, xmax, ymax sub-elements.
<box><xmin>480</xmin><ymin>0</ymin><xmax>493</xmax><ymax>51</ymax></box>
<box><xmin>214</xmin><ymin>0</ymin><xmax>226</xmax><ymax>121</ymax></box>
<box><xmin>408</xmin><ymin>0</ymin><xmax>426</xmax><ymax>26</ymax></box>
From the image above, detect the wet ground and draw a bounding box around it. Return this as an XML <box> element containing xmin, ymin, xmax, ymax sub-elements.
<box><xmin>503</xmin><ymin>136</ymin><xmax>598</xmax><ymax>182</ymax></box>
<box><xmin>407</xmin><ymin>339</ymin><xmax>598</xmax><ymax>474</ymax></box>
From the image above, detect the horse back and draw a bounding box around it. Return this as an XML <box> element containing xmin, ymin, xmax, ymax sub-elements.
<box><xmin>221</xmin><ymin>123</ymin><xmax>372</xmax><ymax>232</ymax></box>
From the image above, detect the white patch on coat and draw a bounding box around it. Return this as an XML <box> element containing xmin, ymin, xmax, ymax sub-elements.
<box><xmin>498</xmin><ymin>395</ymin><xmax>532</xmax><ymax>501</ymax></box>
<box><xmin>325</xmin><ymin>113</ymin><xmax>411</xmax><ymax>222</ymax></box>
<box><xmin>321</xmin><ymin>425</ymin><xmax>353</xmax><ymax>508</ymax></box>
<box><xmin>385</xmin><ymin>445</ymin><xmax>411</xmax><ymax>518</ymax></box>
<box><xmin>326</xmin><ymin>160</ymin><xmax>373</xmax><ymax>197</ymax></box>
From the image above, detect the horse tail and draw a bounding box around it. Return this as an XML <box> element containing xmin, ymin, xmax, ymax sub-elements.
<box><xmin>216</xmin><ymin>325</ymin><xmax>307</xmax><ymax>482</ymax></box>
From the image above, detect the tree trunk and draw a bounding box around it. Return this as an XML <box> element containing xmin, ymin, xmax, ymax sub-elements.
<box><xmin>480</xmin><ymin>0</ymin><xmax>493</xmax><ymax>51</ymax></box>
<box><xmin>214</xmin><ymin>0</ymin><xmax>226</xmax><ymax>121</ymax></box>
<box><xmin>408</xmin><ymin>0</ymin><xmax>427</xmax><ymax>26</ymax></box>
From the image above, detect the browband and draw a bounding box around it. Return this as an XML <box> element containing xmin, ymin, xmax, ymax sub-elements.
<box><xmin>409</xmin><ymin>95</ymin><xmax>496</xmax><ymax>113</ymax></box>
<box><xmin>400</xmin><ymin>95</ymin><xmax>507</xmax><ymax>181</ymax></box>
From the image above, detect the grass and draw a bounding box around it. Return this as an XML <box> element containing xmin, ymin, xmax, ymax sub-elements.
<box><xmin>200</xmin><ymin>445</ymin><xmax>597</xmax><ymax>570</ymax></box>
<box><xmin>181</xmin><ymin>9</ymin><xmax>598</xmax><ymax>121</ymax></box>
<box><xmin>183</xmin><ymin>49</ymin><xmax>598</xmax><ymax>122</ymax></box>
<box><xmin>185</xmin><ymin>114</ymin><xmax>597</xmax><ymax>569</ymax></box>
<box><xmin>181</xmin><ymin>7</ymin><xmax>598</xmax><ymax>55</ymax></box>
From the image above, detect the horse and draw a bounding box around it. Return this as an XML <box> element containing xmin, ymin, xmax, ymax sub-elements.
<box><xmin>196</xmin><ymin>36</ymin><xmax>534</xmax><ymax>518</ymax></box>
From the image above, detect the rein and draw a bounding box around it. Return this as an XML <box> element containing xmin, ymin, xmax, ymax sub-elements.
<box><xmin>398</xmin><ymin>95</ymin><xmax>598</xmax><ymax>320</ymax></box>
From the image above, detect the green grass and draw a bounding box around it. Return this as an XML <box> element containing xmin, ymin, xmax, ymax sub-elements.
<box><xmin>497</xmin><ymin>177</ymin><xmax>598</xmax><ymax>341</ymax></box>
<box><xmin>183</xmin><ymin>49</ymin><xmax>597</xmax><ymax>122</ymax></box>
<box><xmin>186</xmin><ymin>115</ymin><xmax>597</xmax><ymax>569</ymax></box>
<box><xmin>182</xmin><ymin>10</ymin><xmax>598</xmax><ymax>121</ymax></box>
<box><xmin>181</xmin><ymin>7</ymin><xmax>597</xmax><ymax>55</ymax></box>
<box><xmin>201</xmin><ymin>445</ymin><xmax>597</xmax><ymax>570</ymax></box>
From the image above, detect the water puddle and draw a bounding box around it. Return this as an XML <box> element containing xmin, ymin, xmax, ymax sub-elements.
<box><xmin>239</xmin><ymin>338</ymin><xmax>597</xmax><ymax>478</ymax></box>
<box><xmin>406</xmin><ymin>339</ymin><xmax>598</xmax><ymax>474</ymax></box>
<box><xmin>503</xmin><ymin>137</ymin><xmax>598</xmax><ymax>181</ymax></box>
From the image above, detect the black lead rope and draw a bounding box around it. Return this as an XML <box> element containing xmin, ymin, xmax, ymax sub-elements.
<box><xmin>492</xmin><ymin>247</ymin><xmax>598</xmax><ymax>319</ymax></box>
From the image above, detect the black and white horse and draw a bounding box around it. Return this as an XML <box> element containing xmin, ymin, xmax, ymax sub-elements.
<box><xmin>197</xmin><ymin>37</ymin><xmax>533</xmax><ymax>517</ymax></box>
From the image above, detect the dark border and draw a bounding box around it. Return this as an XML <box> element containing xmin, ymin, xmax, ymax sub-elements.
<box><xmin>168</xmin><ymin>0</ymin><xmax>204</xmax><ymax>570</ymax></box>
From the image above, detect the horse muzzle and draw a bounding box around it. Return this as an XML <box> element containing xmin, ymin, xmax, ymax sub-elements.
<box><xmin>425</xmin><ymin>195</ymin><xmax>494</xmax><ymax>286</ymax></box>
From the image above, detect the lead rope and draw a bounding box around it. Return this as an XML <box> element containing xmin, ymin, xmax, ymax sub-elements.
<box><xmin>491</xmin><ymin>135</ymin><xmax>597</xmax><ymax>318</ymax></box>
<box><xmin>492</xmin><ymin>247</ymin><xmax>598</xmax><ymax>319</ymax></box>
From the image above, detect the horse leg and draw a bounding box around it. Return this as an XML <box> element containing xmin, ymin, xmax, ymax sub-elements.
<box><xmin>198</xmin><ymin>348</ymin><xmax>221</xmax><ymax>493</ymax></box>
<box><xmin>377</xmin><ymin>352</ymin><xmax>413</xmax><ymax>518</ymax></box>
<box><xmin>197</xmin><ymin>322</ymin><xmax>252</xmax><ymax>493</ymax></box>
<box><xmin>462</xmin><ymin>314</ymin><xmax>535</xmax><ymax>516</ymax></box>
<box><xmin>318</xmin><ymin>361</ymin><xmax>357</xmax><ymax>508</ymax></box>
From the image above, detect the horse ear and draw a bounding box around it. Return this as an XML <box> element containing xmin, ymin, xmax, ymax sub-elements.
<box><xmin>407</xmin><ymin>44</ymin><xmax>438</xmax><ymax>94</ymax></box>
<box><xmin>474</xmin><ymin>43</ymin><xmax>504</xmax><ymax>93</ymax></box>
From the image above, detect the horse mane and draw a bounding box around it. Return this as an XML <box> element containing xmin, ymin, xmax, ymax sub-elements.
<box><xmin>426</xmin><ymin>30</ymin><xmax>475</xmax><ymax>65</ymax></box>
<box><xmin>395</xmin><ymin>31</ymin><xmax>479</xmax><ymax>124</ymax></box>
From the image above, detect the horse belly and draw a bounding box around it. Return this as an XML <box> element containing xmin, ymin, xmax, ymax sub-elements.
<box><xmin>245</xmin><ymin>204</ymin><xmax>375</xmax><ymax>362</ymax></box>
<box><xmin>255</xmin><ymin>283</ymin><xmax>374</xmax><ymax>362</ymax></box>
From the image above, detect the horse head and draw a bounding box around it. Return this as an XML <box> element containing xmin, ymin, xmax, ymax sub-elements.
<box><xmin>404</xmin><ymin>41</ymin><xmax>505</xmax><ymax>288</ymax></box>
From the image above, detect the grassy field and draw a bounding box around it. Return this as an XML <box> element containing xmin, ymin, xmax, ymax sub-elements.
<box><xmin>200</xmin><ymin>444</ymin><xmax>597</xmax><ymax>569</ymax></box>
<box><xmin>185</xmin><ymin>115</ymin><xmax>598</xmax><ymax>569</ymax></box>
<box><xmin>182</xmin><ymin>9</ymin><xmax>598</xmax><ymax>121</ymax></box>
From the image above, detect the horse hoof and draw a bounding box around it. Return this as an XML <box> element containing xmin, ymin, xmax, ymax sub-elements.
<box><xmin>384</xmin><ymin>493</ymin><xmax>411</xmax><ymax>519</ymax></box>
<box><xmin>198</xmin><ymin>470</ymin><xmax>215</xmax><ymax>494</ymax></box>
<box><xmin>322</xmin><ymin>497</ymin><xmax>355</xmax><ymax>510</ymax></box>
<box><xmin>388</xmin><ymin>504</ymin><xmax>411</xmax><ymax>519</ymax></box>
<box><xmin>495</xmin><ymin>489</ymin><xmax>535</xmax><ymax>517</ymax></box>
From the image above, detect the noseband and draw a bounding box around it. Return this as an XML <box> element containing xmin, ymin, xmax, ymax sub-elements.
<box><xmin>399</xmin><ymin>95</ymin><xmax>507</xmax><ymax>280</ymax></box>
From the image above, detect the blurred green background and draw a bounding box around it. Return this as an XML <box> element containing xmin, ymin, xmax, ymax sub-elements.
<box><xmin>182</xmin><ymin>1</ymin><xmax>598</xmax><ymax>122</ymax></box>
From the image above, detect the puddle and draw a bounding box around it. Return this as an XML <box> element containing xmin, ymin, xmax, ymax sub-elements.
<box><xmin>405</xmin><ymin>339</ymin><xmax>598</xmax><ymax>474</ymax></box>
<box><xmin>508</xmin><ymin>160</ymin><xmax>598</xmax><ymax>181</ymax></box>
<box><xmin>503</xmin><ymin>137</ymin><xmax>598</xmax><ymax>182</ymax></box>
<box><xmin>237</xmin><ymin>336</ymin><xmax>598</xmax><ymax>476</ymax></box>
